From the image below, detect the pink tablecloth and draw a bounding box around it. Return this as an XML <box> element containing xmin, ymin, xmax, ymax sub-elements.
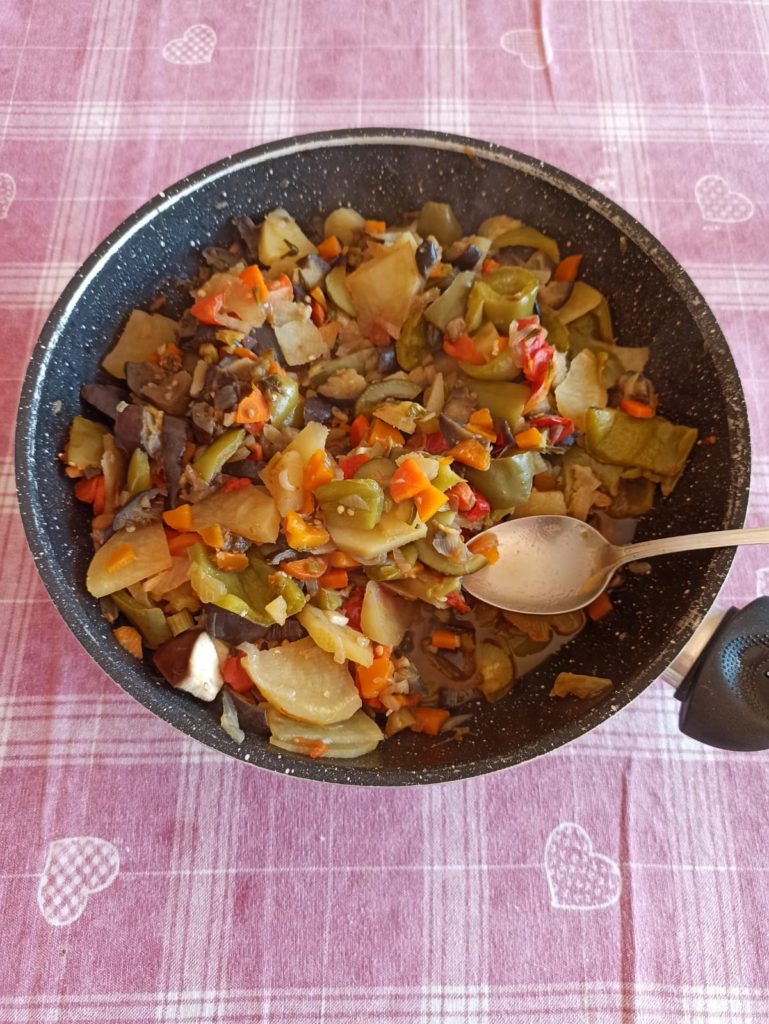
<box><xmin>4</xmin><ymin>1</ymin><xmax>769</xmax><ymax>1020</ymax></box>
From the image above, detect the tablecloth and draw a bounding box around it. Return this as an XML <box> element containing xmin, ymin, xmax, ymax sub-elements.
<box><xmin>3</xmin><ymin>1</ymin><xmax>769</xmax><ymax>1021</ymax></box>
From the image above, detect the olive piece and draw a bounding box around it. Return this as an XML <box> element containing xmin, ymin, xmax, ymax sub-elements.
<box><xmin>449</xmin><ymin>244</ymin><xmax>482</xmax><ymax>271</ymax></box>
<box><xmin>415</xmin><ymin>238</ymin><xmax>440</xmax><ymax>277</ymax></box>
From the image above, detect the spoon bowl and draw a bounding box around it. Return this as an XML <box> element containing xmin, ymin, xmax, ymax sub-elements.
<box><xmin>463</xmin><ymin>517</ymin><xmax>769</xmax><ymax>615</ymax></box>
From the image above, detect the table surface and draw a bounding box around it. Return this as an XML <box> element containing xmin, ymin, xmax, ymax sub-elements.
<box><xmin>3</xmin><ymin>1</ymin><xmax>769</xmax><ymax>1021</ymax></box>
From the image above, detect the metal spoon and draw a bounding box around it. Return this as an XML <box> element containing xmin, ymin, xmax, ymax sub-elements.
<box><xmin>461</xmin><ymin>516</ymin><xmax>769</xmax><ymax>615</ymax></box>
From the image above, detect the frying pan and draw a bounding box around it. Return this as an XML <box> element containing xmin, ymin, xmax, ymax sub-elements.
<box><xmin>15</xmin><ymin>129</ymin><xmax>765</xmax><ymax>785</ymax></box>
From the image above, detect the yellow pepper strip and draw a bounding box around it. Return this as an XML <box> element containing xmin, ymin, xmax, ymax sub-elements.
<box><xmin>284</xmin><ymin>511</ymin><xmax>330</xmax><ymax>550</ymax></box>
<box><xmin>198</xmin><ymin>524</ymin><xmax>226</xmax><ymax>549</ymax></box>
<box><xmin>466</xmin><ymin>408</ymin><xmax>497</xmax><ymax>442</ymax></box>
<box><xmin>368</xmin><ymin>420</ymin><xmax>404</xmax><ymax>447</ymax></box>
<box><xmin>105</xmin><ymin>543</ymin><xmax>137</xmax><ymax>573</ymax></box>
<box><xmin>413</xmin><ymin>484</ymin><xmax>448</xmax><ymax>522</ymax></box>
<box><xmin>303</xmin><ymin>450</ymin><xmax>336</xmax><ymax>492</ymax></box>
<box><xmin>514</xmin><ymin>427</ymin><xmax>547</xmax><ymax>450</ymax></box>
<box><xmin>447</xmin><ymin>439</ymin><xmax>491</xmax><ymax>471</ymax></box>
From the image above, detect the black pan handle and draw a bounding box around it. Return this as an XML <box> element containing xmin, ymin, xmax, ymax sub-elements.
<box><xmin>673</xmin><ymin>597</ymin><xmax>769</xmax><ymax>750</ymax></box>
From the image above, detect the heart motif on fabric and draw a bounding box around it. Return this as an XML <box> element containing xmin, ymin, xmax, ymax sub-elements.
<box><xmin>37</xmin><ymin>837</ymin><xmax>120</xmax><ymax>926</ymax></box>
<box><xmin>544</xmin><ymin>823</ymin><xmax>621</xmax><ymax>909</ymax></box>
<box><xmin>500</xmin><ymin>29</ymin><xmax>552</xmax><ymax>70</ymax></box>
<box><xmin>695</xmin><ymin>175</ymin><xmax>754</xmax><ymax>223</ymax></box>
<box><xmin>0</xmin><ymin>173</ymin><xmax>16</xmax><ymax>219</ymax></box>
<box><xmin>162</xmin><ymin>24</ymin><xmax>217</xmax><ymax>65</ymax></box>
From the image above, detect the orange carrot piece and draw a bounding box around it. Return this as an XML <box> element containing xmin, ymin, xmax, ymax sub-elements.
<box><xmin>284</xmin><ymin>511</ymin><xmax>330</xmax><ymax>550</ymax></box>
<box><xmin>167</xmin><ymin>532</ymin><xmax>200</xmax><ymax>557</ymax></box>
<box><xmin>239</xmin><ymin>264</ymin><xmax>269</xmax><ymax>302</ymax></box>
<box><xmin>553</xmin><ymin>254</ymin><xmax>582</xmax><ymax>282</ymax></box>
<box><xmin>310</xmin><ymin>298</ymin><xmax>327</xmax><ymax>326</ymax></box>
<box><xmin>283</xmin><ymin>557</ymin><xmax>328</xmax><ymax>580</ymax></box>
<box><xmin>214</xmin><ymin>551</ymin><xmax>250</xmax><ymax>572</ymax></box>
<box><xmin>587</xmin><ymin>592</ymin><xmax>613</xmax><ymax>621</ymax></box>
<box><xmin>317</xmin><ymin>235</ymin><xmax>342</xmax><ymax>262</ymax></box>
<box><xmin>620</xmin><ymin>398</ymin><xmax>654</xmax><ymax>419</ymax></box>
<box><xmin>431</xmin><ymin>629</ymin><xmax>461</xmax><ymax>650</ymax></box>
<box><xmin>364</xmin><ymin>219</ymin><xmax>386</xmax><ymax>233</ymax></box>
<box><xmin>514</xmin><ymin>427</ymin><xmax>546</xmax><ymax>450</ymax></box>
<box><xmin>303</xmin><ymin>450</ymin><xmax>335</xmax><ymax>492</ymax></box>
<box><xmin>235</xmin><ymin>387</ymin><xmax>270</xmax><ymax>425</ymax></box>
<box><xmin>410</xmin><ymin>707</ymin><xmax>450</xmax><ymax>736</ymax></box>
<box><xmin>413</xmin><ymin>484</ymin><xmax>448</xmax><ymax>522</ymax></box>
<box><xmin>113</xmin><ymin>625</ymin><xmax>143</xmax><ymax>659</ymax></box>
<box><xmin>292</xmin><ymin>737</ymin><xmax>329</xmax><ymax>759</ymax></box>
<box><xmin>466</xmin><ymin>408</ymin><xmax>496</xmax><ymax>441</ymax></box>
<box><xmin>326</xmin><ymin>550</ymin><xmax>359</xmax><ymax>569</ymax></box>
<box><xmin>105</xmin><ymin>543</ymin><xmax>137</xmax><ymax>573</ymax></box>
<box><xmin>349</xmin><ymin>414</ymin><xmax>370</xmax><ymax>447</ymax></box>
<box><xmin>390</xmin><ymin>459</ymin><xmax>431</xmax><ymax>503</ymax></box>
<box><xmin>368</xmin><ymin>419</ymin><xmax>404</xmax><ymax>447</ymax></box>
<box><xmin>318</xmin><ymin>568</ymin><xmax>349</xmax><ymax>590</ymax></box>
<box><xmin>198</xmin><ymin>524</ymin><xmax>226</xmax><ymax>549</ymax></box>
<box><xmin>468</xmin><ymin>535</ymin><xmax>500</xmax><ymax>564</ymax></box>
<box><xmin>447</xmin><ymin>439</ymin><xmax>491</xmax><ymax>471</ymax></box>
<box><xmin>482</xmin><ymin>258</ymin><xmax>499</xmax><ymax>274</ymax></box>
<box><xmin>163</xmin><ymin>504</ymin><xmax>193</xmax><ymax>532</ymax></box>
<box><xmin>356</xmin><ymin>656</ymin><xmax>394</xmax><ymax>699</ymax></box>
<box><xmin>74</xmin><ymin>476</ymin><xmax>100</xmax><ymax>504</ymax></box>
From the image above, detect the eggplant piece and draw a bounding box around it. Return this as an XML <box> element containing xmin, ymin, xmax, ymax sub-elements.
<box><xmin>439</xmin><ymin>411</ymin><xmax>477</xmax><ymax>445</ymax></box>
<box><xmin>222</xmin><ymin>460</ymin><xmax>263</xmax><ymax>482</ymax></box>
<box><xmin>213</xmin><ymin>384</ymin><xmax>239</xmax><ymax>411</ymax></box>
<box><xmin>81</xmin><ymin>383</ymin><xmax>129</xmax><ymax>420</ymax></box>
<box><xmin>297</xmin><ymin>253</ymin><xmax>331</xmax><ymax>292</ymax></box>
<box><xmin>153</xmin><ymin>629</ymin><xmax>223</xmax><ymax>701</ymax></box>
<box><xmin>377</xmin><ymin>344</ymin><xmax>397</xmax><ymax>376</ymax></box>
<box><xmin>125</xmin><ymin>362</ymin><xmax>192</xmax><ymax>417</ymax></box>
<box><xmin>425</xmin><ymin>323</ymin><xmax>444</xmax><ymax>352</ymax></box>
<box><xmin>203</xmin><ymin>605</ymin><xmax>271</xmax><ymax>645</ymax></box>
<box><xmin>246</xmin><ymin>322</ymin><xmax>284</xmax><ymax>365</ymax></box>
<box><xmin>415</xmin><ymin>238</ymin><xmax>440</xmax><ymax>277</ymax></box>
<box><xmin>114</xmin><ymin>403</ymin><xmax>144</xmax><ymax>454</ymax></box>
<box><xmin>190</xmin><ymin>401</ymin><xmax>217</xmax><ymax>443</ymax></box>
<box><xmin>232</xmin><ymin>214</ymin><xmax>260</xmax><ymax>260</ymax></box>
<box><xmin>303</xmin><ymin>396</ymin><xmax>335</xmax><ymax>425</ymax></box>
<box><xmin>111</xmin><ymin>488</ymin><xmax>164</xmax><ymax>531</ymax></box>
<box><xmin>180</xmin><ymin>322</ymin><xmax>219</xmax><ymax>353</ymax></box>
<box><xmin>225</xmin><ymin>688</ymin><xmax>270</xmax><ymax>736</ymax></box>
<box><xmin>448</xmin><ymin>244</ymin><xmax>482</xmax><ymax>271</ymax></box>
<box><xmin>292</xmin><ymin>278</ymin><xmax>309</xmax><ymax>305</ymax></box>
<box><xmin>202</xmin><ymin>246</ymin><xmax>242</xmax><ymax>271</ymax></box>
<box><xmin>162</xmin><ymin>414</ymin><xmax>189</xmax><ymax>507</ymax></box>
<box><xmin>263</xmin><ymin>620</ymin><xmax>306</xmax><ymax>643</ymax></box>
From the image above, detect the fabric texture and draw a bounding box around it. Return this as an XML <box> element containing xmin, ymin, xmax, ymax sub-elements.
<box><xmin>3</xmin><ymin>1</ymin><xmax>769</xmax><ymax>1020</ymax></box>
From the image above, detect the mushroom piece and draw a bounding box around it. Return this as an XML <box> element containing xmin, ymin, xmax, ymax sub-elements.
<box><xmin>153</xmin><ymin>630</ymin><xmax>223</xmax><ymax>702</ymax></box>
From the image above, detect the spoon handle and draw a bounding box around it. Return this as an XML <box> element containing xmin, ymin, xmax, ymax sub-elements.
<box><xmin>618</xmin><ymin>526</ymin><xmax>769</xmax><ymax>566</ymax></box>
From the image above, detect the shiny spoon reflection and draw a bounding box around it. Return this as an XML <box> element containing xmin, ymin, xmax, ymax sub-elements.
<box><xmin>461</xmin><ymin>516</ymin><xmax>769</xmax><ymax>615</ymax></box>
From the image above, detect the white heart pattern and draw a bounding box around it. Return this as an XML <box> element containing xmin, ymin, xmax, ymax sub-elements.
<box><xmin>37</xmin><ymin>837</ymin><xmax>120</xmax><ymax>927</ymax></box>
<box><xmin>0</xmin><ymin>173</ymin><xmax>16</xmax><ymax>219</ymax></box>
<box><xmin>695</xmin><ymin>175</ymin><xmax>754</xmax><ymax>224</ymax></box>
<box><xmin>500</xmin><ymin>29</ymin><xmax>552</xmax><ymax>70</ymax></box>
<box><xmin>162</xmin><ymin>24</ymin><xmax>217</xmax><ymax>65</ymax></box>
<box><xmin>544</xmin><ymin>823</ymin><xmax>621</xmax><ymax>910</ymax></box>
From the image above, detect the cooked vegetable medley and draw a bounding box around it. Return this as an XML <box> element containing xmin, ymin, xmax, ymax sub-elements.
<box><xmin>64</xmin><ymin>202</ymin><xmax>697</xmax><ymax>759</ymax></box>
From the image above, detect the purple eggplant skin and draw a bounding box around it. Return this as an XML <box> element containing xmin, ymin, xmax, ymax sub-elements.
<box><xmin>302</xmin><ymin>396</ymin><xmax>335</xmax><ymax>426</ymax></box>
<box><xmin>81</xmin><ymin>383</ymin><xmax>129</xmax><ymax>420</ymax></box>
<box><xmin>153</xmin><ymin>629</ymin><xmax>203</xmax><ymax>687</ymax></box>
<box><xmin>222</xmin><ymin>461</ymin><xmax>263</xmax><ymax>482</ymax></box>
<box><xmin>111</xmin><ymin>489</ymin><xmax>164</xmax><ymax>531</ymax></box>
<box><xmin>448</xmin><ymin>243</ymin><xmax>482</xmax><ymax>271</ymax></box>
<box><xmin>202</xmin><ymin>605</ymin><xmax>306</xmax><ymax>646</ymax></box>
<box><xmin>224</xmin><ymin>688</ymin><xmax>270</xmax><ymax>736</ymax></box>
<box><xmin>232</xmin><ymin>215</ymin><xmax>260</xmax><ymax>260</ymax></box>
<box><xmin>162</xmin><ymin>415</ymin><xmax>190</xmax><ymax>507</ymax></box>
<box><xmin>415</xmin><ymin>238</ymin><xmax>440</xmax><ymax>277</ymax></box>
<box><xmin>202</xmin><ymin>246</ymin><xmax>241</xmax><ymax>272</ymax></box>
<box><xmin>377</xmin><ymin>345</ymin><xmax>397</xmax><ymax>375</ymax></box>
<box><xmin>114</xmin><ymin>403</ymin><xmax>144</xmax><ymax>454</ymax></box>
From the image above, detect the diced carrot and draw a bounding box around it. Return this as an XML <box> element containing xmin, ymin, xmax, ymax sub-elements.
<box><xmin>284</xmin><ymin>511</ymin><xmax>330</xmax><ymax>550</ymax></box>
<box><xmin>190</xmin><ymin>293</ymin><xmax>224</xmax><ymax>324</ymax></box>
<box><xmin>163</xmin><ymin>504</ymin><xmax>193</xmax><ymax>532</ymax></box>
<box><xmin>410</xmin><ymin>707</ymin><xmax>450</xmax><ymax>736</ymax></box>
<box><xmin>239</xmin><ymin>264</ymin><xmax>269</xmax><ymax>302</ymax></box>
<box><xmin>310</xmin><ymin>298</ymin><xmax>327</xmax><ymax>326</ymax></box>
<box><xmin>303</xmin><ymin>449</ymin><xmax>335</xmax><ymax>492</ymax></box>
<box><xmin>74</xmin><ymin>476</ymin><xmax>100</xmax><ymax>504</ymax></box>
<box><xmin>215</xmin><ymin>551</ymin><xmax>249</xmax><ymax>572</ymax></box>
<box><xmin>553</xmin><ymin>254</ymin><xmax>582</xmax><ymax>282</ymax></box>
<box><xmin>349</xmin><ymin>415</ymin><xmax>370</xmax><ymax>447</ymax></box>
<box><xmin>292</xmin><ymin>737</ymin><xmax>329</xmax><ymax>759</ymax></box>
<box><xmin>587</xmin><ymin>592</ymin><xmax>614</xmax><ymax>621</ymax></box>
<box><xmin>160</xmin><ymin>342</ymin><xmax>184</xmax><ymax>361</ymax></box>
<box><xmin>413</xmin><ymin>484</ymin><xmax>448</xmax><ymax>522</ymax></box>
<box><xmin>235</xmin><ymin>387</ymin><xmax>270</xmax><ymax>425</ymax></box>
<box><xmin>448</xmin><ymin>439</ymin><xmax>491</xmax><ymax>471</ymax></box>
<box><xmin>467</xmin><ymin>408</ymin><xmax>497</xmax><ymax>442</ymax></box>
<box><xmin>198</xmin><ymin>524</ymin><xmax>226</xmax><ymax>549</ymax></box>
<box><xmin>355</xmin><ymin>656</ymin><xmax>394</xmax><ymax>699</ymax></box>
<box><xmin>106</xmin><ymin>543</ymin><xmax>137</xmax><ymax>573</ymax></box>
<box><xmin>221</xmin><ymin>477</ymin><xmax>252</xmax><ymax>494</ymax></box>
<box><xmin>392</xmin><ymin>693</ymin><xmax>422</xmax><ymax>709</ymax></box>
<box><xmin>301</xmin><ymin>491</ymin><xmax>316</xmax><ymax>516</ymax></box>
<box><xmin>283</xmin><ymin>557</ymin><xmax>328</xmax><ymax>580</ymax></box>
<box><xmin>167</xmin><ymin>532</ymin><xmax>199</xmax><ymax>557</ymax></box>
<box><xmin>620</xmin><ymin>398</ymin><xmax>654</xmax><ymax>419</ymax></box>
<box><xmin>317</xmin><ymin>235</ymin><xmax>342</xmax><ymax>262</ymax></box>
<box><xmin>390</xmin><ymin>458</ymin><xmax>431</xmax><ymax>503</ymax></box>
<box><xmin>364</xmin><ymin>219</ymin><xmax>386</xmax><ymax>233</ymax></box>
<box><xmin>267</xmin><ymin>273</ymin><xmax>293</xmax><ymax>293</ymax></box>
<box><xmin>318</xmin><ymin>568</ymin><xmax>349</xmax><ymax>590</ymax></box>
<box><xmin>443</xmin><ymin>335</ymin><xmax>485</xmax><ymax>365</ymax></box>
<box><xmin>514</xmin><ymin>427</ymin><xmax>546</xmax><ymax>450</ymax></box>
<box><xmin>113</xmin><ymin>625</ymin><xmax>143</xmax><ymax>659</ymax></box>
<box><xmin>431</xmin><ymin>629</ymin><xmax>461</xmax><ymax>650</ymax></box>
<box><xmin>468</xmin><ymin>535</ymin><xmax>499</xmax><ymax>565</ymax></box>
<box><xmin>248</xmin><ymin>443</ymin><xmax>264</xmax><ymax>462</ymax></box>
<box><xmin>232</xmin><ymin>346</ymin><xmax>258</xmax><ymax>361</ymax></box>
<box><xmin>326</xmin><ymin>550</ymin><xmax>359</xmax><ymax>569</ymax></box>
<box><xmin>222</xmin><ymin>654</ymin><xmax>253</xmax><ymax>693</ymax></box>
<box><xmin>368</xmin><ymin>419</ymin><xmax>404</xmax><ymax>447</ymax></box>
<box><xmin>91</xmin><ymin>475</ymin><xmax>106</xmax><ymax>516</ymax></box>
<box><xmin>482</xmin><ymin>258</ymin><xmax>499</xmax><ymax>274</ymax></box>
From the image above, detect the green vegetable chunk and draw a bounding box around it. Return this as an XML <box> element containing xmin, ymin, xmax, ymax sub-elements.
<box><xmin>415</xmin><ymin>536</ymin><xmax>486</xmax><ymax>576</ymax></box>
<box><xmin>585</xmin><ymin>408</ymin><xmax>698</xmax><ymax>484</ymax></box>
<box><xmin>315</xmin><ymin>478</ymin><xmax>385</xmax><ymax>530</ymax></box>
<box><xmin>416</xmin><ymin>201</ymin><xmax>463</xmax><ymax>247</ymax></box>
<box><xmin>465</xmin><ymin>267</ymin><xmax>539</xmax><ymax>332</ymax></box>
<box><xmin>396</xmin><ymin>311</ymin><xmax>428</xmax><ymax>370</ymax></box>
<box><xmin>462</xmin><ymin>378</ymin><xmax>530</xmax><ymax>426</ymax></box>
<box><xmin>492</xmin><ymin>225</ymin><xmax>560</xmax><ymax>264</ymax></box>
<box><xmin>192</xmin><ymin>428</ymin><xmax>246</xmax><ymax>483</ymax></box>
<box><xmin>465</xmin><ymin>452</ymin><xmax>536</xmax><ymax>510</ymax></box>
<box><xmin>112</xmin><ymin>589</ymin><xmax>171</xmax><ymax>649</ymax></box>
<box><xmin>424</xmin><ymin>271</ymin><xmax>475</xmax><ymax>330</ymax></box>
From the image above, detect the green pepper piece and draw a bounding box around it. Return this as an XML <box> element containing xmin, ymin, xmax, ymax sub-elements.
<box><xmin>585</xmin><ymin>408</ymin><xmax>698</xmax><ymax>483</ymax></box>
<box><xmin>465</xmin><ymin>452</ymin><xmax>536</xmax><ymax>510</ymax></box>
<box><xmin>561</xmin><ymin>446</ymin><xmax>623</xmax><ymax>497</ymax></box>
<box><xmin>461</xmin><ymin>378</ymin><xmax>530</xmax><ymax>426</ymax></box>
<box><xmin>363</xmin><ymin>543</ymin><xmax>418</xmax><ymax>581</ymax></box>
<box><xmin>416</xmin><ymin>201</ymin><xmax>463</xmax><ymax>247</ymax></box>
<box><xmin>608</xmin><ymin>477</ymin><xmax>656</xmax><ymax>518</ymax></box>
<box><xmin>568</xmin><ymin>335</ymin><xmax>649</xmax><ymax>388</ymax></box>
<box><xmin>112</xmin><ymin>589</ymin><xmax>171</xmax><ymax>649</ymax></box>
<box><xmin>465</xmin><ymin>267</ymin><xmax>539</xmax><ymax>332</ymax></box>
<box><xmin>126</xmin><ymin>448</ymin><xmax>151</xmax><ymax>496</ymax></box>
<box><xmin>66</xmin><ymin>415</ymin><xmax>108</xmax><ymax>470</ymax></box>
<box><xmin>539</xmin><ymin>305</ymin><xmax>569</xmax><ymax>352</ymax></box>
<box><xmin>432</xmin><ymin>461</ymin><xmax>463</xmax><ymax>492</ymax></box>
<box><xmin>268</xmin><ymin>568</ymin><xmax>307</xmax><ymax>618</ymax></box>
<box><xmin>415</xmin><ymin>536</ymin><xmax>486</xmax><ymax>577</ymax></box>
<box><xmin>388</xmin><ymin>571</ymin><xmax>462</xmax><ymax>606</ymax></box>
<box><xmin>264</xmin><ymin>374</ymin><xmax>302</xmax><ymax>428</ymax></box>
<box><xmin>354</xmin><ymin>378</ymin><xmax>423</xmax><ymax>418</ymax></box>
<box><xmin>424</xmin><ymin>271</ymin><xmax>475</xmax><ymax>330</ymax></box>
<box><xmin>312</xmin><ymin>588</ymin><xmax>345</xmax><ymax>611</ymax></box>
<box><xmin>492</xmin><ymin>225</ymin><xmax>560</xmax><ymax>264</ymax></box>
<box><xmin>193</xmin><ymin>427</ymin><xmax>247</xmax><ymax>483</ymax></box>
<box><xmin>459</xmin><ymin>347</ymin><xmax>519</xmax><ymax>381</ymax></box>
<box><xmin>315</xmin><ymin>478</ymin><xmax>385</xmax><ymax>530</ymax></box>
<box><xmin>395</xmin><ymin>311</ymin><xmax>428</xmax><ymax>371</ymax></box>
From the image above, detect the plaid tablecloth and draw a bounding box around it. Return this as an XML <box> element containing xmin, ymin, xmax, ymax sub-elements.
<box><xmin>4</xmin><ymin>1</ymin><xmax>769</xmax><ymax>1021</ymax></box>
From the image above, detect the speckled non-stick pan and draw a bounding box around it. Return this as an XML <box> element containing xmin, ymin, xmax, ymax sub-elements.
<box><xmin>15</xmin><ymin>129</ymin><xmax>750</xmax><ymax>785</ymax></box>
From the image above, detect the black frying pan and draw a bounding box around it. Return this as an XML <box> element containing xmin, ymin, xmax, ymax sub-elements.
<box><xmin>15</xmin><ymin>129</ymin><xmax>759</xmax><ymax>785</ymax></box>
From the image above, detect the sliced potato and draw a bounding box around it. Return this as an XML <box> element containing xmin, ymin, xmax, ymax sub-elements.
<box><xmin>102</xmin><ymin>309</ymin><xmax>179</xmax><ymax>379</ymax></box>
<box><xmin>360</xmin><ymin>581</ymin><xmax>414</xmax><ymax>647</ymax></box>
<box><xmin>323</xmin><ymin>207</ymin><xmax>366</xmax><ymax>246</ymax></box>
<box><xmin>346</xmin><ymin>235</ymin><xmax>422</xmax><ymax>336</ymax></box>
<box><xmin>502</xmin><ymin>611</ymin><xmax>553</xmax><ymax>644</ymax></box>
<box><xmin>242</xmin><ymin>636</ymin><xmax>361</xmax><ymax>724</ymax></box>
<box><xmin>327</xmin><ymin>508</ymin><xmax>427</xmax><ymax>560</ymax></box>
<box><xmin>66</xmin><ymin>416</ymin><xmax>108</xmax><ymax>470</ymax></box>
<box><xmin>550</xmin><ymin>672</ymin><xmax>612</xmax><ymax>699</ymax></box>
<box><xmin>261</xmin><ymin>421</ymin><xmax>328</xmax><ymax>515</ymax></box>
<box><xmin>266</xmin><ymin>707</ymin><xmax>383</xmax><ymax>759</ymax></box>
<box><xmin>298</xmin><ymin>604</ymin><xmax>373</xmax><ymax>667</ymax></box>
<box><xmin>554</xmin><ymin>348</ymin><xmax>607</xmax><ymax>433</ymax></box>
<box><xmin>325</xmin><ymin>265</ymin><xmax>357</xmax><ymax>317</ymax></box>
<box><xmin>259</xmin><ymin>208</ymin><xmax>317</xmax><ymax>270</ymax></box>
<box><xmin>189</xmin><ymin>484</ymin><xmax>280</xmax><ymax>544</ymax></box>
<box><xmin>274</xmin><ymin>315</ymin><xmax>327</xmax><ymax>366</ymax></box>
<box><xmin>87</xmin><ymin>522</ymin><xmax>171</xmax><ymax>598</ymax></box>
<box><xmin>513</xmin><ymin>489</ymin><xmax>568</xmax><ymax>519</ymax></box>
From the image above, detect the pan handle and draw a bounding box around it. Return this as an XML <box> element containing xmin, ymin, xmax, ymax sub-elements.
<box><xmin>668</xmin><ymin>597</ymin><xmax>769</xmax><ymax>751</ymax></box>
